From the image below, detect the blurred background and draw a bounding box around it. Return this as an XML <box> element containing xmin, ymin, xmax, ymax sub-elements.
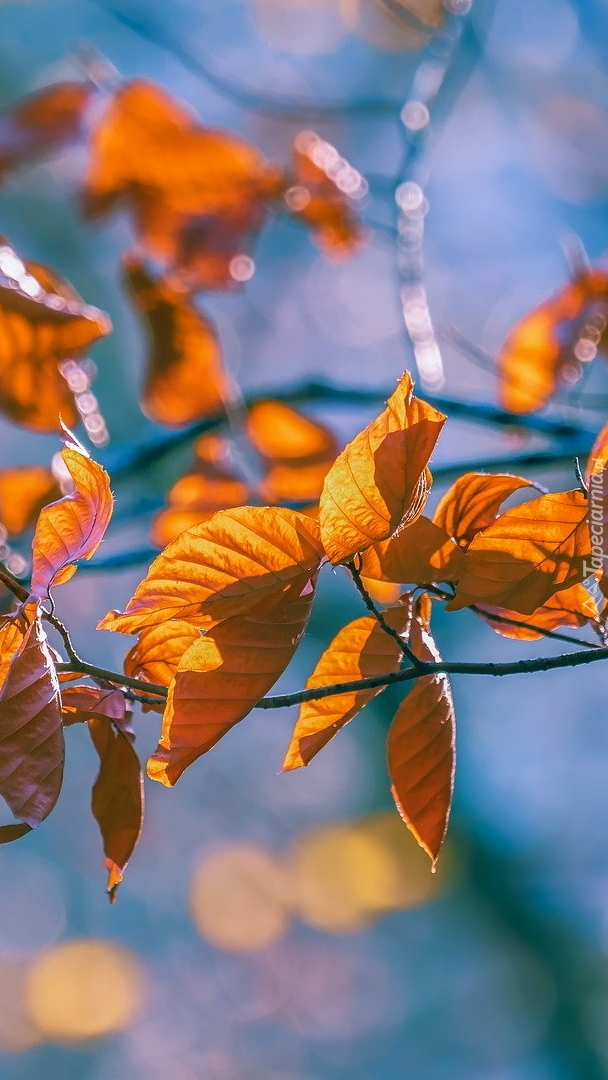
<box><xmin>1</xmin><ymin>0</ymin><xmax>608</xmax><ymax>1077</ymax></box>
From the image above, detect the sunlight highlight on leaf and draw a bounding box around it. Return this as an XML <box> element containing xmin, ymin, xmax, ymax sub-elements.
<box><xmin>433</xmin><ymin>472</ymin><xmax>537</xmax><ymax>549</ymax></box>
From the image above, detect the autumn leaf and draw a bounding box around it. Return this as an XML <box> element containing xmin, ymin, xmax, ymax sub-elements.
<box><xmin>247</xmin><ymin>400</ymin><xmax>338</xmax><ymax>504</ymax></box>
<box><xmin>285</xmin><ymin>131</ymin><xmax>364</xmax><ymax>255</ymax></box>
<box><xmin>99</xmin><ymin>506</ymin><xmax>325</xmax><ymax>635</ymax></box>
<box><xmin>148</xmin><ymin>587</ymin><xmax>318</xmax><ymax>786</ymax></box>
<box><xmin>89</xmin><ymin>719</ymin><xmax>144</xmax><ymax>901</ymax></box>
<box><xmin>387</xmin><ymin>598</ymin><xmax>455</xmax><ymax>865</ymax></box>
<box><xmin>83</xmin><ymin>79</ymin><xmax>281</xmax><ymax>275</ymax></box>
<box><xmin>475</xmin><ymin>582</ymin><xmax>599</xmax><ymax>641</ymax></box>
<box><xmin>0</xmin><ymin>82</ymin><xmax>93</xmax><ymax>180</ymax></box>
<box><xmin>498</xmin><ymin>270</ymin><xmax>608</xmax><ymax>414</ymax></box>
<box><xmin>0</xmin><ymin>466</ymin><xmax>59</xmax><ymax>537</ymax></box>
<box><xmin>283</xmin><ymin>602</ymin><xmax>413</xmax><ymax>771</ymax></box>
<box><xmin>319</xmin><ymin>371</ymin><xmax>445</xmax><ymax>564</ymax></box>
<box><xmin>433</xmin><ymin>472</ymin><xmax>538</xmax><ymax>549</ymax></box>
<box><xmin>0</xmin><ymin>241</ymin><xmax>111</xmax><ymax>432</ymax></box>
<box><xmin>0</xmin><ymin>617</ymin><xmax>63</xmax><ymax>839</ymax></box>
<box><xmin>30</xmin><ymin>428</ymin><xmax>113</xmax><ymax>598</ymax></box>
<box><xmin>124</xmin><ymin>621</ymin><xmax>201</xmax><ymax>687</ymax></box>
<box><xmin>123</xmin><ymin>256</ymin><xmax>231</xmax><ymax>427</ymax></box>
<box><xmin>151</xmin><ymin>434</ymin><xmax>249</xmax><ymax>547</ymax></box>
<box><xmin>447</xmin><ymin>489</ymin><xmax>591</xmax><ymax>615</ymax></box>
<box><xmin>0</xmin><ymin>615</ymin><xmax>26</xmax><ymax>694</ymax></box>
<box><xmin>61</xmin><ymin>686</ymin><xmax>132</xmax><ymax>732</ymax></box>
<box><xmin>359</xmin><ymin>515</ymin><xmax>465</xmax><ymax>585</ymax></box>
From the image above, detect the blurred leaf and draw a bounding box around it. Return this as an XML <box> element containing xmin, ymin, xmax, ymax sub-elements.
<box><xmin>286</xmin><ymin>130</ymin><xmax>363</xmax><ymax>254</ymax></box>
<box><xmin>476</xmin><ymin>582</ymin><xmax>599</xmax><ymax>640</ymax></box>
<box><xmin>283</xmin><ymin>601</ymin><xmax>413</xmax><ymax>770</ymax></box>
<box><xmin>30</xmin><ymin>429</ymin><xmax>113</xmax><ymax>598</ymax></box>
<box><xmin>124</xmin><ymin>256</ymin><xmax>230</xmax><ymax>427</ymax></box>
<box><xmin>447</xmin><ymin>490</ymin><xmax>591</xmax><ymax>614</ymax></box>
<box><xmin>0</xmin><ymin>466</ymin><xmax>59</xmax><ymax>537</ymax></box>
<box><xmin>387</xmin><ymin>598</ymin><xmax>454</xmax><ymax>865</ymax></box>
<box><xmin>99</xmin><ymin>507</ymin><xmax>325</xmax><ymax>635</ymax></box>
<box><xmin>151</xmin><ymin>434</ymin><xmax>249</xmax><ymax>547</ymax></box>
<box><xmin>0</xmin><ymin>82</ymin><xmax>93</xmax><ymax>180</ymax></box>
<box><xmin>319</xmin><ymin>370</ymin><xmax>445</xmax><ymax>563</ymax></box>
<box><xmin>247</xmin><ymin>400</ymin><xmax>338</xmax><ymax>504</ymax></box>
<box><xmin>498</xmin><ymin>270</ymin><xmax>608</xmax><ymax>414</ymax></box>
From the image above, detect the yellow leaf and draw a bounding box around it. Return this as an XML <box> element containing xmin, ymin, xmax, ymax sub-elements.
<box><xmin>433</xmin><ymin>472</ymin><xmax>537</xmax><ymax>549</ymax></box>
<box><xmin>359</xmin><ymin>515</ymin><xmax>464</xmax><ymax>585</ymax></box>
<box><xmin>99</xmin><ymin>506</ymin><xmax>324</xmax><ymax>636</ymax></box>
<box><xmin>319</xmin><ymin>371</ymin><xmax>445</xmax><ymax>564</ymax></box>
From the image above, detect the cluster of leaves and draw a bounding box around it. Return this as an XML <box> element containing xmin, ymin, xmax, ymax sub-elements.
<box><xmin>0</xmin><ymin>370</ymin><xmax>604</xmax><ymax>901</ymax></box>
<box><xmin>0</xmin><ymin>76</ymin><xmax>364</xmax><ymax>438</ymax></box>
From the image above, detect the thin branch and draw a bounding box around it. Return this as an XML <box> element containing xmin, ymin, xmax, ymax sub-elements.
<box><xmin>0</xmin><ymin>564</ymin><xmax>29</xmax><ymax>603</ymax></box>
<box><xmin>55</xmin><ymin>661</ymin><xmax>167</xmax><ymax>698</ymax></box>
<box><xmin>348</xmin><ymin>559</ymin><xmax>424</xmax><ymax>667</ymax></box>
<box><xmin>470</xmin><ymin>604</ymin><xmax>601</xmax><ymax>649</ymax></box>
<box><xmin>43</xmin><ymin>611</ymin><xmax>81</xmax><ymax>665</ymax></box>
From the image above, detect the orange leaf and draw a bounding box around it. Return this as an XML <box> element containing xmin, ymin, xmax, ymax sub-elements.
<box><xmin>89</xmin><ymin>719</ymin><xmax>144</xmax><ymax>900</ymax></box>
<box><xmin>124</xmin><ymin>620</ymin><xmax>201</xmax><ymax>687</ymax></box>
<box><xmin>447</xmin><ymin>489</ymin><xmax>591</xmax><ymax>615</ymax></box>
<box><xmin>0</xmin><ymin>82</ymin><xmax>93</xmax><ymax>180</ymax></box>
<box><xmin>0</xmin><ymin>242</ymin><xmax>111</xmax><ymax>432</ymax></box>
<box><xmin>475</xmin><ymin>582</ymin><xmax>599</xmax><ymax>641</ymax></box>
<box><xmin>151</xmin><ymin>434</ymin><xmax>249</xmax><ymax>547</ymax></box>
<box><xmin>498</xmin><ymin>270</ymin><xmax>608</xmax><ymax>414</ymax></box>
<box><xmin>0</xmin><ymin>466</ymin><xmax>59</xmax><ymax>536</ymax></box>
<box><xmin>359</xmin><ymin>515</ymin><xmax>465</xmax><ymax>585</ymax></box>
<box><xmin>0</xmin><ymin>617</ymin><xmax>63</xmax><ymax>837</ymax></box>
<box><xmin>123</xmin><ymin>256</ymin><xmax>230</xmax><ymax>427</ymax></box>
<box><xmin>246</xmin><ymin>400</ymin><xmax>337</xmax><ymax>463</ymax></box>
<box><xmin>387</xmin><ymin>600</ymin><xmax>454</xmax><ymax>865</ymax></box>
<box><xmin>99</xmin><ymin>506</ymin><xmax>324</xmax><ymax>636</ymax></box>
<box><xmin>148</xmin><ymin>587</ymin><xmax>317</xmax><ymax>786</ymax></box>
<box><xmin>83</xmin><ymin>80</ymin><xmax>280</xmax><ymax>273</ymax></box>
<box><xmin>30</xmin><ymin>429</ymin><xmax>113</xmax><ymax>598</ymax></box>
<box><xmin>283</xmin><ymin>602</ymin><xmax>413</xmax><ymax>771</ymax></box>
<box><xmin>433</xmin><ymin>472</ymin><xmax>537</xmax><ymax>549</ymax></box>
<box><xmin>319</xmin><ymin>371</ymin><xmax>445</xmax><ymax>564</ymax></box>
<box><xmin>0</xmin><ymin>615</ymin><xmax>26</xmax><ymax>694</ymax></box>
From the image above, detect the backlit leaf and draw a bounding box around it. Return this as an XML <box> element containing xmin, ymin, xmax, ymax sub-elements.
<box><xmin>30</xmin><ymin>429</ymin><xmax>113</xmax><ymax>598</ymax></box>
<box><xmin>433</xmin><ymin>472</ymin><xmax>537</xmax><ymax>549</ymax></box>
<box><xmin>0</xmin><ymin>617</ymin><xmax>63</xmax><ymax>836</ymax></box>
<box><xmin>0</xmin><ymin>466</ymin><xmax>59</xmax><ymax>536</ymax></box>
<box><xmin>359</xmin><ymin>515</ymin><xmax>465</xmax><ymax>585</ymax></box>
<box><xmin>123</xmin><ymin>620</ymin><xmax>201</xmax><ymax>687</ymax></box>
<box><xmin>475</xmin><ymin>582</ymin><xmax>599</xmax><ymax>641</ymax></box>
<box><xmin>283</xmin><ymin>602</ymin><xmax>413</xmax><ymax>771</ymax></box>
<box><xmin>0</xmin><ymin>615</ymin><xmax>26</xmax><ymax>694</ymax></box>
<box><xmin>498</xmin><ymin>270</ymin><xmax>608</xmax><ymax>414</ymax></box>
<box><xmin>447</xmin><ymin>489</ymin><xmax>591</xmax><ymax>615</ymax></box>
<box><xmin>0</xmin><ymin>242</ymin><xmax>111</xmax><ymax>432</ymax></box>
<box><xmin>151</xmin><ymin>434</ymin><xmax>249</xmax><ymax>547</ymax></box>
<box><xmin>319</xmin><ymin>371</ymin><xmax>445</xmax><ymax>563</ymax></box>
<box><xmin>123</xmin><ymin>256</ymin><xmax>230</xmax><ymax>427</ymax></box>
<box><xmin>0</xmin><ymin>82</ymin><xmax>93</xmax><ymax>180</ymax></box>
<box><xmin>89</xmin><ymin>719</ymin><xmax>144</xmax><ymax>900</ymax></box>
<box><xmin>148</xmin><ymin>588</ymin><xmax>317</xmax><ymax>786</ymax></box>
<box><xmin>99</xmin><ymin>507</ymin><xmax>325</xmax><ymax>635</ymax></box>
<box><xmin>387</xmin><ymin>599</ymin><xmax>454</xmax><ymax>865</ymax></box>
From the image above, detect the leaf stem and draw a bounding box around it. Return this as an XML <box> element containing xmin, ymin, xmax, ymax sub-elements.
<box><xmin>347</xmin><ymin>559</ymin><xmax>425</xmax><ymax>668</ymax></box>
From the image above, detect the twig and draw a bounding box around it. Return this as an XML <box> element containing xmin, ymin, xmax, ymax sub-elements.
<box><xmin>348</xmin><ymin>558</ymin><xmax>425</xmax><ymax>667</ymax></box>
<box><xmin>55</xmin><ymin>661</ymin><xmax>166</xmax><ymax>698</ymax></box>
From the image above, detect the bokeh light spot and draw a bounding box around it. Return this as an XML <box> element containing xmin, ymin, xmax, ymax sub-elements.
<box><xmin>190</xmin><ymin>845</ymin><xmax>289</xmax><ymax>952</ymax></box>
